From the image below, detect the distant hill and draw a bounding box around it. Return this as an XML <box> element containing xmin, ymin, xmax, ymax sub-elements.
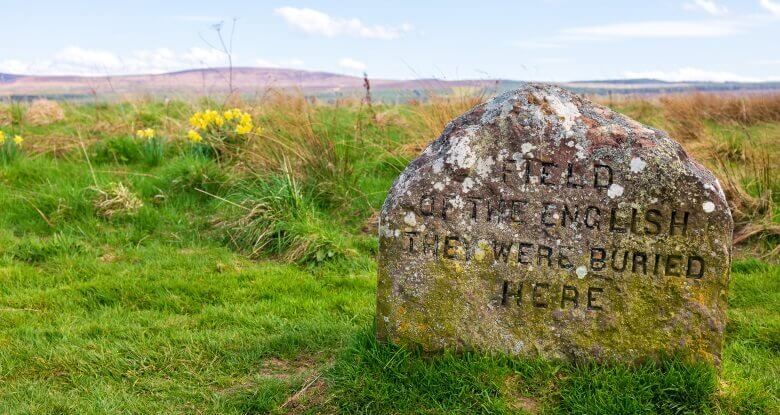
<box><xmin>1</xmin><ymin>67</ymin><xmax>778</xmax><ymax>101</ymax></box>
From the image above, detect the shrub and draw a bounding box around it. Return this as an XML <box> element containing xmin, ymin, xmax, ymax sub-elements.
<box><xmin>215</xmin><ymin>165</ymin><xmax>353</xmax><ymax>265</ymax></box>
<box><xmin>90</xmin><ymin>135</ymin><xmax>143</xmax><ymax>164</ymax></box>
<box><xmin>156</xmin><ymin>156</ymin><xmax>228</xmax><ymax>197</ymax></box>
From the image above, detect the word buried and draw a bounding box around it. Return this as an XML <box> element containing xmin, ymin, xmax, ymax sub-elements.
<box><xmin>400</xmin><ymin>232</ymin><xmax>707</xmax><ymax>279</ymax></box>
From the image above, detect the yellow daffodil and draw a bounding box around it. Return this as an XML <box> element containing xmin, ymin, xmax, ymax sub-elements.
<box><xmin>236</xmin><ymin>122</ymin><xmax>253</xmax><ymax>135</ymax></box>
<box><xmin>187</xmin><ymin>129</ymin><xmax>202</xmax><ymax>143</ymax></box>
<box><xmin>192</xmin><ymin>110</ymin><xmax>221</xmax><ymax>128</ymax></box>
<box><xmin>223</xmin><ymin>108</ymin><xmax>239</xmax><ymax>121</ymax></box>
<box><xmin>188</xmin><ymin>108</ymin><xmax>256</xmax><ymax>141</ymax></box>
<box><xmin>189</xmin><ymin>113</ymin><xmax>208</xmax><ymax>129</ymax></box>
<box><xmin>13</xmin><ymin>135</ymin><xmax>23</xmax><ymax>145</ymax></box>
<box><xmin>135</xmin><ymin>128</ymin><xmax>155</xmax><ymax>139</ymax></box>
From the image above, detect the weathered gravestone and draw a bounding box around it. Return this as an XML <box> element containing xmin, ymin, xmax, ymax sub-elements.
<box><xmin>377</xmin><ymin>84</ymin><xmax>733</xmax><ymax>364</ymax></box>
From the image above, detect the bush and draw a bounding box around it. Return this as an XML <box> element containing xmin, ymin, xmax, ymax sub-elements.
<box><xmin>90</xmin><ymin>136</ymin><xmax>144</xmax><ymax>164</ymax></box>
<box><xmin>155</xmin><ymin>156</ymin><xmax>228</xmax><ymax>197</ymax></box>
<box><xmin>215</xmin><ymin>166</ymin><xmax>354</xmax><ymax>265</ymax></box>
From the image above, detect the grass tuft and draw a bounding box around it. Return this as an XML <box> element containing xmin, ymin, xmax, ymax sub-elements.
<box><xmin>215</xmin><ymin>163</ymin><xmax>355</xmax><ymax>265</ymax></box>
<box><xmin>92</xmin><ymin>182</ymin><xmax>144</xmax><ymax>219</ymax></box>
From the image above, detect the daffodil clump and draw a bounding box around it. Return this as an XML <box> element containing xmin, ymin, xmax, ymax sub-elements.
<box><xmin>135</xmin><ymin>127</ymin><xmax>165</xmax><ymax>166</ymax></box>
<box><xmin>187</xmin><ymin>108</ymin><xmax>260</xmax><ymax>150</ymax></box>
<box><xmin>135</xmin><ymin>128</ymin><xmax>156</xmax><ymax>139</ymax></box>
<box><xmin>0</xmin><ymin>130</ymin><xmax>24</xmax><ymax>164</ymax></box>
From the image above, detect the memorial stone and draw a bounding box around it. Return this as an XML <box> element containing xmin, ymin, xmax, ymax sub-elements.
<box><xmin>377</xmin><ymin>84</ymin><xmax>733</xmax><ymax>364</ymax></box>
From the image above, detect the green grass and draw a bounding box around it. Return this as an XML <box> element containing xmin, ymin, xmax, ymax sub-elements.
<box><xmin>0</xmin><ymin>100</ymin><xmax>777</xmax><ymax>413</ymax></box>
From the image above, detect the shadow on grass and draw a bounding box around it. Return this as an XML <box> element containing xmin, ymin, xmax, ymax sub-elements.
<box><xmin>326</xmin><ymin>327</ymin><xmax>720</xmax><ymax>415</ymax></box>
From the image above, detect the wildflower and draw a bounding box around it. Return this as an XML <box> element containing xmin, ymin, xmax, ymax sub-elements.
<box><xmin>13</xmin><ymin>135</ymin><xmax>23</xmax><ymax>145</ymax></box>
<box><xmin>135</xmin><ymin>128</ymin><xmax>155</xmax><ymax>139</ymax></box>
<box><xmin>199</xmin><ymin>110</ymin><xmax>224</xmax><ymax>128</ymax></box>
<box><xmin>189</xmin><ymin>112</ymin><xmax>208</xmax><ymax>129</ymax></box>
<box><xmin>236</xmin><ymin>122</ymin><xmax>253</xmax><ymax>135</ymax></box>
<box><xmin>223</xmin><ymin>108</ymin><xmax>239</xmax><ymax>121</ymax></box>
<box><xmin>234</xmin><ymin>112</ymin><xmax>254</xmax><ymax>135</ymax></box>
<box><xmin>187</xmin><ymin>129</ymin><xmax>203</xmax><ymax>143</ymax></box>
<box><xmin>0</xmin><ymin>131</ymin><xmax>5</xmax><ymax>144</ymax></box>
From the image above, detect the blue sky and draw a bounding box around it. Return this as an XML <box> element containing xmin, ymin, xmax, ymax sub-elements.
<box><xmin>2</xmin><ymin>0</ymin><xmax>779</xmax><ymax>81</ymax></box>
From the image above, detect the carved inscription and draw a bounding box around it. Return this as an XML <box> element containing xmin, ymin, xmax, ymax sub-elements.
<box><xmin>377</xmin><ymin>85</ymin><xmax>732</xmax><ymax>364</ymax></box>
<box><xmin>391</xmin><ymin>160</ymin><xmax>709</xmax><ymax>313</ymax></box>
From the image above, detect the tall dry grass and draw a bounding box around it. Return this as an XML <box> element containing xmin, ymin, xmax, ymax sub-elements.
<box><xmin>404</xmin><ymin>93</ymin><xmax>486</xmax><ymax>153</ymax></box>
<box><xmin>5</xmin><ymin>89</ymin><xmax>776</xmax><ymax>259</ymax></box>
<box><xmin>243</xmin><ymin>90</ymin><xmax>359</xmax><ymax>207</ymax></box>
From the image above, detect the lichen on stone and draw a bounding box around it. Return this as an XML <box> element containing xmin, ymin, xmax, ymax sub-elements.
<box><xmin>377</xmin><ymin>83</ymin><xmax>733</xmax><ymax>365</ymax></box>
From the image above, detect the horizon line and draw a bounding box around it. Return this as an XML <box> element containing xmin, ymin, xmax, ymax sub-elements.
<box><xmin>1</xmin><ymin>67</ymin><xmax>778</xmax><ymax>85</ymax></box>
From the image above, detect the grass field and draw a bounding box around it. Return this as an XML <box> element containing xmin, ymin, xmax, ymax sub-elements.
<box><xmin>0</xmin><ymin>92</ymin><xmax>777</xmax><ymax>414</ymax></box>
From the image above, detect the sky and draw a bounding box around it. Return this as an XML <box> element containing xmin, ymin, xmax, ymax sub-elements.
<box><xmin>1</xmin><ymin>0</ymin><xmax>779</xmax><ymax>82</ymax></box>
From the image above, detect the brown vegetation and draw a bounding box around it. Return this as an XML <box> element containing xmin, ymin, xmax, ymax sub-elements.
<box><xmin>25</xmin><ymin>99</ymin><xmax>65</xmax><ymax>125</ymax></box>
<box><xmin>4</xmin><ymin>90</ymin><xmax>777</xmax><ymax>258</ymax></box>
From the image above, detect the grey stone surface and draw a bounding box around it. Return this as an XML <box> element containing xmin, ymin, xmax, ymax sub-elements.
<box><xmin>377</xmin><ymin>83</ymin><xmax>733</xmax><ymax>364</ymax></box>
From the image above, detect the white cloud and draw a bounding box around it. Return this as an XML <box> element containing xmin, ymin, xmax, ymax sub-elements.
<box><xmin>0</xmin><ymin>59</ymin><xmax>32</xmax><ymax>74</ymax></box>
<box><xmin>274</xmin><ymin>7</ymin><xmax>411</xmax><ymax>39</ymax></box>
<box><xmin>338</xmin><ymin>58</ymin><xmax>367</xmax><ymax>72</ymax></box>
<box><xmin>759</xmin><ymin>0</ymin><xmax>780</xmax><ymax>16</ymax></box>
<box><xmin>623</xmin><ymin>67</ymin><xmax>775</xmax><ymax>82</ymax></box>
<box><xmin>254</xmin><ymin>58</ymin><xmax>305</xmax><ymax>68</ymax></box>
<box><xmin>683</xmin><ymin>0</ymin><xmax>728</xmax><ymax>16</ymax></box>
<box><xmin>0</xmin><ymin>46</ymin><xmax>226</xmax><ymax>76</ymax></box>
<box><xmin>562</xmin><ymin>20</ymin><xmax>740</xmax><ymax>38</ymax></box>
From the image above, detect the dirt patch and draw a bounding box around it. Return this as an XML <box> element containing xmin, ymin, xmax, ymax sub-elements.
<box><xmin>100</xmin><ymin>250</ymin><xmax>118</xmax><ymax>263</ymax></box>
<box><xmin>215</xmin><ymin>355</ymin><xmax>323</xmax><ymax>395</ymax></box>
<box><xmin>259</xmin><ymin>356</ymin><xmax>318</xmax><ymax>380</ymax></box>
<box><xmin>503</xmin><ymin>375</ymin><xmax>541</xmax><ymax>414</ymax></box>
<box><xmin>279</xmin><ymin>375</ymin><xmax>335</xmax><ymax>414</ymax></box>
<box><xmin>507</xmin><ymin>396</ymin><xmax>540</xmax><ymax>414</ymax></box>
<box><xmin>214</xmin><ymin>355</ymin><xmax>335</xmax><ymax>413</ymax></box>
